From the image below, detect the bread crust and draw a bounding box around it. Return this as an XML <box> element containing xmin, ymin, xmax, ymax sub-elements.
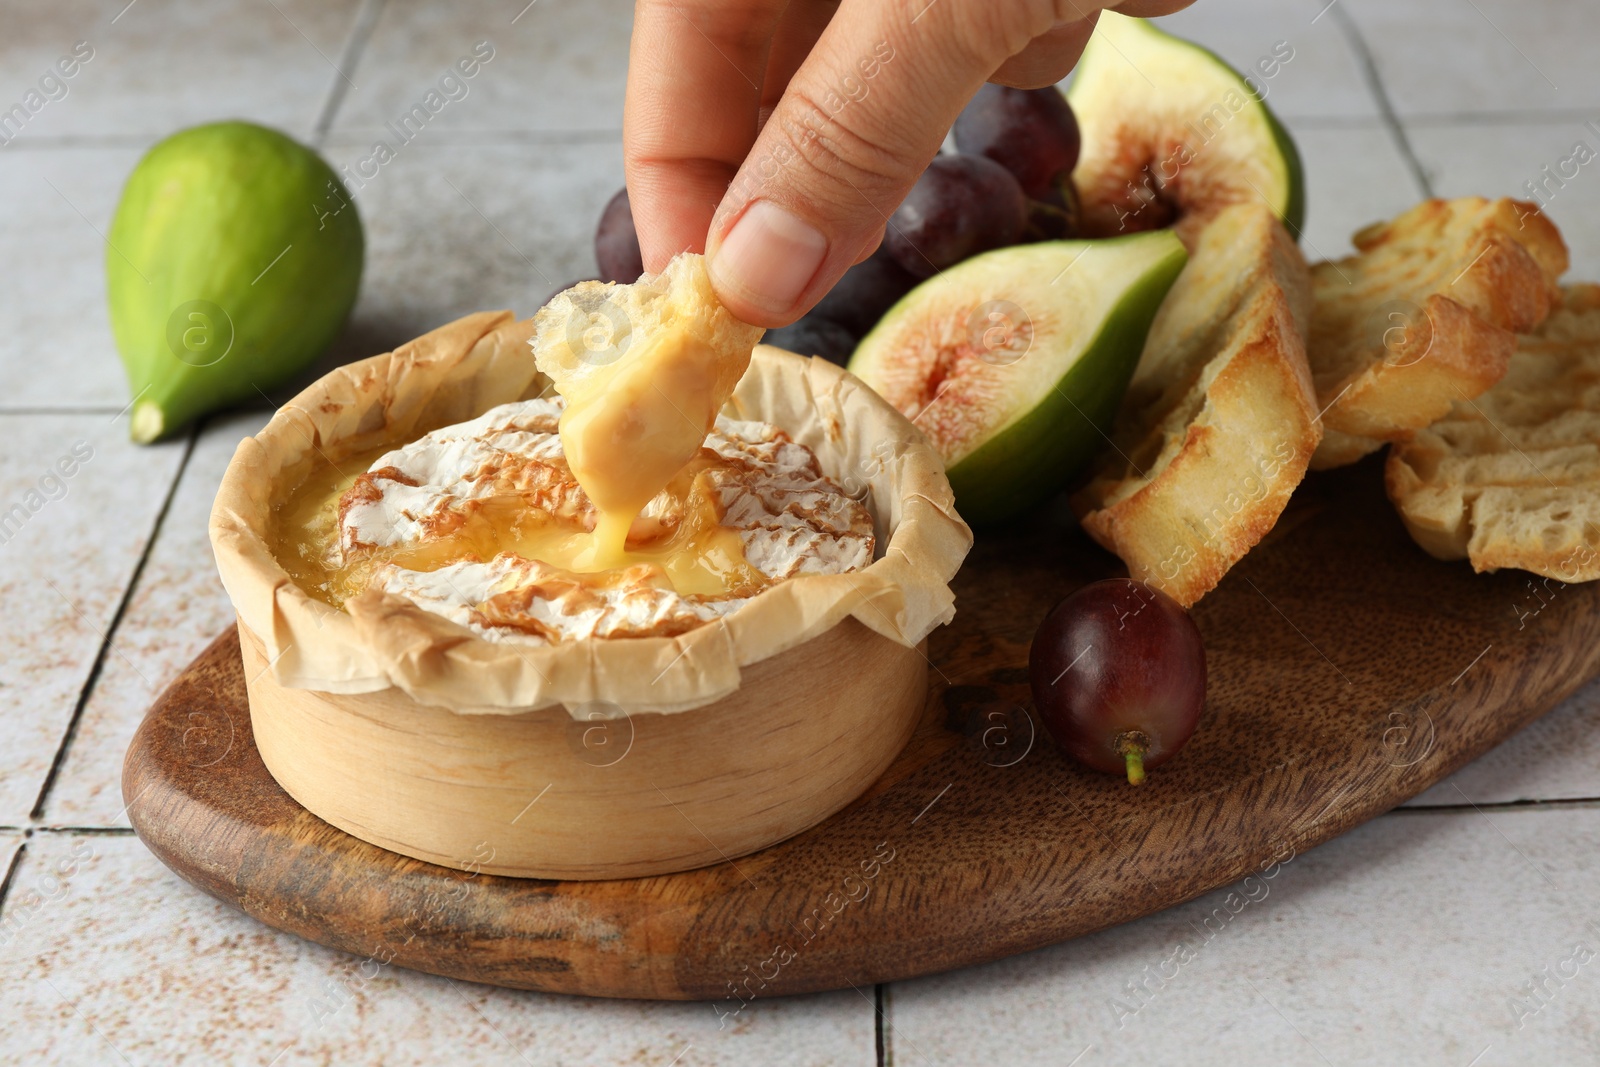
<box><xmin>1307</xmin><ymin>198</ymin><xmax>1568</xmax><ymax>469</ymax></box>
<box><xmin>1387</xmin><ymin>284</ymin><xmax>1600</xmax><ymax>583</ymax></box>
<box><xmin>1319</xmin><ymin>292</ymin><xmax>1517</xmax><ymax>442</ymax></box>
<box><xmin>1072</xmin><ymin>203</ymin><xmax>1320</xmax><ymax>607</ymax></box>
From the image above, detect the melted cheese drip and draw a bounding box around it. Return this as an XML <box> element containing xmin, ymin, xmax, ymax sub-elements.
<box><xmin>556</xmin><ymin>326</ymin><xmax>729</xmax><ymax>567</ymax></box>
<box><xmin>276</xmin><ymin>445</ymin><xmax>385</xmax><ymax>607</ymax></box>
<box><xmin>274</xmin><ymin>445</ymin><xmax>766</xmax><ymax>611</ymax></box>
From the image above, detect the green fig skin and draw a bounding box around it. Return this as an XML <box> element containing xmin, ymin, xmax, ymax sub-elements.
<box><xmin>107</xmin><ymin>121</ymin><xmax>364</xmax><ymax>442</ymax></box>
<box><xmin>1263</xmin><ymin>104</ymin><xmax>1307</xmax><ymax>240</ymax></box>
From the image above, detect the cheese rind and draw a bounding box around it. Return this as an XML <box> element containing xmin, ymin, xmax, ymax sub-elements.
<box><xmin>373</xmin><ymin>555</ymin><xmax>743</xmax><ymax>643</ymax></box>
<box><xmin>335</xmin><ymin>397</ymin><xmax>874</xmax><ymax>644</ymax></box>
<box><xmin>340</xmin><ymin>397</ymin><xmax>571</xmax><ymax>553</ymax></box>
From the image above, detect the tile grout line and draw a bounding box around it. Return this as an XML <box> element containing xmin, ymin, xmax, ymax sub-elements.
<box><xmin>0</xmin><ymin>837</ymin><xmax>28</xmax><ymax>921</ymax></box>
<box><xmin>320</xmin><ymin>128</ymin><xmax>625</xmax><ymax>146</ymax></box>
<box><xmin>1276</xmin><ymin>109</ymin><xmax>1600</xmax><ymax>131</ymax></box>
<box><xmin>1269</xmin><ymin>114</ymin><xmax>1420</xmax><ymax>132</ymax></box>
<box><xmin>1391</xmin><ymin>796</ymin><xmax>1600</xmax><ymax>815</ymax></box>
<box><xmin>0</xmin><ymin>135</ymin><xmax>162</xmax><ymax>151</ymax></box>
<box><xmin>1385</xmin><ymin>108</ymin><xmax>1600</xmax><ymax>129</ymax></box>
<box><xmin>1327</xmin><ymin>2</ymin><xmax>1435</xmax><ymax>198</ymax></box>
<box><xmin>311</xmin><ymin>0</ymin><xmax>388</xmax><ymax>147</ymax></box>
<box><xmin>0</xmin><ymin>826</ymin><xmax>139</xmax><ymax>836</ymax></box>
<box><xmin>876</xmin><ymin>982</ymin><xmax>892</xmax><ymax>1067</ymax></box>
<box><xmin>0</xmin><ymin>129</ymin><xmax>628</xmax><ymax>152</ymax></box>
<box><xmin>0</xmin><ymin>407</ymin><xmax>131</xmax><ymax>416</ymax></box>
<box><xmin>27</xmin><ymin>423</ymin><xmax>202</xmax><ymax>822</ymax></box>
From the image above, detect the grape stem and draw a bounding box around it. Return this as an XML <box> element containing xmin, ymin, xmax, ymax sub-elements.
<box><xmin>1115</xmin><ymin>730</ymin><xmax>1150</xmax><ymax>786</ymax></box>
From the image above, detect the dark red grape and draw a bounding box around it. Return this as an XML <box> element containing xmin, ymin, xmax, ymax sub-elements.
<box><xmin>885</xmin><ymin>155</ymin><xmax>1028</xmax><ymax>279</ymax></box>
<box><xmin>1026</xmin><ymin>173</ymin><xmax>1081</xmax><ymax>241</ymax></box>
<box><xmin>595</xmin><ymin>187</ymin><xmax>643</xmax><ymax>283</ymax></box>
<box><xmin>810</xmin><ymin>245</ymin><xmax>920</xmax><ymax>337</ymax></box>
<box><xmin>764</xmin><ymin>315</ymin><xmax>857</xmax><ymax>366</ymax></box>
<box><xmin>953</xmin><ymin>84</ymin><xmax>1081</xmax><ymax>200</ymax></box>
<box><xmin>1028</xmin><ymin>579</ymin><xmax>1206</xmax><ymax>785</ymax></box>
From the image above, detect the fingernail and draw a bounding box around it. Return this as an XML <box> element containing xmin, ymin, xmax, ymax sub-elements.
<box><xmin>709</xmin><ymin>201</ymin><xmax>828</xmax><ymax>320</ymax></box>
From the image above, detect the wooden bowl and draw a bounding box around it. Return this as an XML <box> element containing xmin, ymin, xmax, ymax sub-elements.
<box><xmin>239</xmin><ymin>619</ymin><xmax>926</xmax><ymax>880</ymax></box>
<box><xmin>209</xmin><ymin>314</ymin><xmax>968</xmax><ymax>880</ymax></box>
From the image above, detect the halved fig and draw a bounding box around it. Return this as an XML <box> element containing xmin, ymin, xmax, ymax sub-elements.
<box><xmin>847</xmin><ymin>231</ymin><xmax>1187</xmax><ymax>525</ymax></box>
<box><xmin>1067</xmin><ymin>13</ymin><xmax>1304</xmax><ymax>243</ymax></box>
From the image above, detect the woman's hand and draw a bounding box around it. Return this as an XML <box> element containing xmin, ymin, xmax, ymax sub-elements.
<box><xmin>624</xmin><ymin>0</ymin><xmax>1195</xmax><ymax>327</ymax></box>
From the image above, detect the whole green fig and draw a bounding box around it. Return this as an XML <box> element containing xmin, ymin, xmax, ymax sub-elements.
<box><xmin>107</xmin><ymin>121</ymin><xmax>363</xmax><ymax>442</ymax></box>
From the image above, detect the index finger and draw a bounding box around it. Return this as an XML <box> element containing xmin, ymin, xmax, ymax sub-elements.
<box><xmin>624</xmin><ymin>0</ymin><xmax>789</xmax><ymax>273</ymax></box>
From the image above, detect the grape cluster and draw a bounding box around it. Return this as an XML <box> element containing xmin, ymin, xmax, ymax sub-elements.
<box><xmin>584</xmin><ymin>85</ymin><xmax>1083</xmax><ymax>365</ymax></box>
<box><xmin>779</xmin><ymin>85</ymin><xmax>1084</xmax><ymax>363</ymax></box>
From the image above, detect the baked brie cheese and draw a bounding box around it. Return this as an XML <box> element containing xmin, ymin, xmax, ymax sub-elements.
<box><xmin>277</xmin><ymin>396</ymin><xmax>875</xmax><ymax>644</ymax></box>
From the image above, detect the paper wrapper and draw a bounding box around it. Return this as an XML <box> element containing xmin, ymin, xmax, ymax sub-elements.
<box><xmin>210</xmin><ymin>312</ymin><xmax>973</xmax><ymax>716</ymax></box>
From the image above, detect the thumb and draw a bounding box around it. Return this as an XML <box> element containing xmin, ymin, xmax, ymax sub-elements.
<box><xmin>705</xmin><ymin>0</ymin><xmax>1085</xmax><ymax>327</ymax></box>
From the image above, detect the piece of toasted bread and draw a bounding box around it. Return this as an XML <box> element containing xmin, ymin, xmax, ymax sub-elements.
<box><xmin>1387</xmin><ymin>283</ymin><xmax>1600</xmax><ymax>582</ymax></box>
<box><xmin>1072</xmin><ymin>203</ymin><xmax>1321</xmax><ymax>607</ymax></box>
<box><xmin>531</xmin><ymin>253</ymin><xmax>763</xmax><ymax>402</ymax></box>
<box><xmin>1307</xmin><ymin>198</ymin><xmax>1567</xmax><ymax>469</ymax></box>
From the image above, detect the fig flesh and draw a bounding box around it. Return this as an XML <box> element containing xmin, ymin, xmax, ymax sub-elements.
<box><xmin>1066</xmin><ymin>13</ymin><xmax>1304</xmax><ymax>243</ymax></box>
<box><xmin>848</xmin><ymin>232</ymin><xmax>1186</xmax><ymax>524</ymax></box>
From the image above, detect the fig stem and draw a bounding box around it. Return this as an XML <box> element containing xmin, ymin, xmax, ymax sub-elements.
<box><xmin>130</xmin><ymin>400</ymin><xmax>165</xmax><ymax>445</ymax></box>
<box><xmin>1115</xmin><ymin>730</ymin><xmax>1150</xmax><ymax>786</ymax></box>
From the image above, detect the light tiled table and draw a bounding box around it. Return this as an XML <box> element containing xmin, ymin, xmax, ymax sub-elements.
<box><xmin>2</xmin><ymin>1</ymin><xmax>1597</xmax><ymax>1064</ymax></box>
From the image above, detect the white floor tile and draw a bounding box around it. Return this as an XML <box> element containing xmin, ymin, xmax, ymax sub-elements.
<box><xmin>0</xmin><ymin>416</ymin><xmax>185</xmax><ymax>823</ymax></box>
<box><xmin>1340</xmin><ymin>0</ymin><xmax>1594</xmax><ymax>118</ymax></box>
<box><xmin>43</xmin><ymin>411</ymin><xmax>269</xmax><ymax>828</ymax></box>
<box><xmin>1152</xmin><ymin>0</ymin><xmax>1379</xmax><ymax>121</ymax></box>
<box><xmin>1291</xmin><ymin>121</ymin><xmax>1427</xmax><ymax>260</ymax></box>
<box><xmin>0</xmin><ymin>147</ymin><xmax>149</xmax><ymax>407</ymax></box>
<box><xmin>891</xmin><ymin>808</ymin><xmax>1600</xmax><ymax>1067</ymax></box>
<box><xmin>315</xmin><ymin>138</ymin><xmax>622</xmax><ymax>354</ymax></box>
<box><xmin>328</xmin><ymin>0</ymin><xmax>632</xmax><ymax>139</ymax></box>
<box><xmin>1404</xmin><ymin>120</ymin><xmax>1600</xmax><ymax>282</ymax></box>
<box><xmin>0</xmin><ymin>0</ymin><xmax>358</xmax><ymax>145</ymax></box>
<box><xmin>0</xmin><ymin>834</ymin><xmax>876</xmax><ymax>1066</ymax></box>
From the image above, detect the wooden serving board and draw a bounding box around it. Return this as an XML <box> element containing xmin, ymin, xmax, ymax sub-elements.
<box><xmin>124</xmin><ymin>457</ymin><xmax>1600</xmax><ymax>1001</ymax></box>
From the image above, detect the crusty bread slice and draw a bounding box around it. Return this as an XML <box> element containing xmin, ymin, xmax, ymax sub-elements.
<box><xmin>531</xmin><ymin>253</ymin><xmax>762</xmax><ymax>402</ymax></box>
<box><xmin>1072</xmin><ymin>202</ymin><xmax>1320</xmax><ymax>607</ymax></box>
<box><xmin>1307</xmin><ymin>197</ymin><xmax>1567</xmax><ymax>469</ymax></box>
<box><xmin>1387</xmin><ymin>283</ymin><xmax>1600</xmax><ymax>582</ymax></box>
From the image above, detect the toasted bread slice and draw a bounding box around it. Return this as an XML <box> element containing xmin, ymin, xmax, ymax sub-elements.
<box><xmin>1307</xmin><ymin>198</ymin><xmax>1567</xmax><ymax>469</ymax></box>
<box><xmin>1072</xmin><ymin>203</ymin><xmax>1320</xmax><ymax>607</ymax></box>
<box><xmin>1387</xmin><ymin>283</ymin><xmax>1600</xmax><ymax>582</ymax></box>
